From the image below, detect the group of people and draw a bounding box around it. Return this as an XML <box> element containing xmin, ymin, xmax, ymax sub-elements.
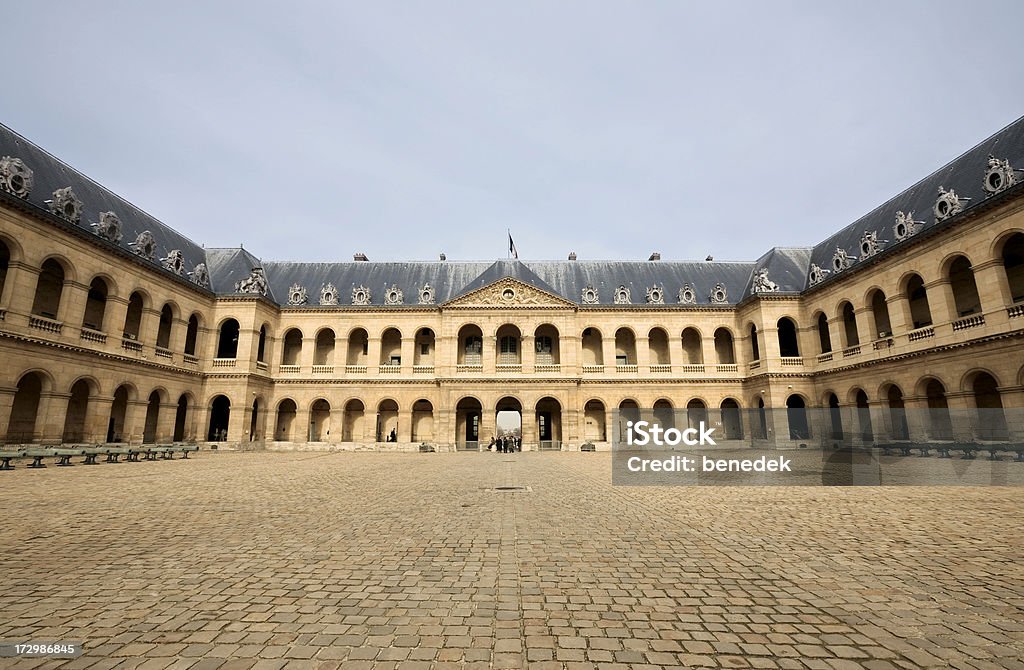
<box><xmin>488</xmin><ymin>435</ymin><xmax>521</xmax><ymax>453</ymax></box>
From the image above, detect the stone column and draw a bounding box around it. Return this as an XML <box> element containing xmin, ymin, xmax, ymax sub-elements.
<box><xmin>901</xmin><ymin>396</ymin><xmax>929</xmax><ymax>443</ymax></box>
<box><xmin>926</xmin><ymin>278</ymin><xmax>958</xmax><ymax>325</ymax></box>
<box><xmin>225</xmin><ymin>400</ymin><xmax>245</xmax><ymax>444</ymax></box>
<box><xmin>560</xmin><ymin>333</ymin><xmax>578</xmax><ymax>375</ymax></box>
<box><xmin>853</xmin><ymin>306</ymin><xmax>874</xmax><ymax>348</ymax></box>
<box><xmin>826</xmin><ymin>317</ymin><xmax>842</xmax><ymax>355</ymax></box>
<box><xmin>0</xmin><ymin>386</ymin><xmax>16</xmax><ymax>440</ymax></box>
<box><xmin>170</xmin><ymin>317</ymin><xmax>189</xmax><ymax>356</ymax></box>
<box><xmin>483</xmin><ymin>335</ymin><xmax>496</xmax><ymax>374</ymax></box>
<box><xmin>397</xmin><ymin>408</ymin><xmax>413</xmax><ymax>443</ymax></box>
<box><xmin>635</xmin><ymin>334</ymin><xmax>650</xmax><ymax>373</ymax></box>
<box><xmin>478</xmin><ymin>406</ymin><xmax>493</xmax><ymax>450</ymax></box>
<box><xmin>85</xmin><ymin>396</ymin><xmax>114</xmax><ymax>443</ymax></box>
<box><xmin>886</xmin><ymin>293</ymin><xmax>910</xmax><ymax>337</ymax></box>
<box><xmin>294</xmin><ymin>406</ymin><xmax>310</xmax><ymax>443</ymax></box>
<box><xmin>522</xmin><ymin>334</ymin><xmax>535</xmax><ymax>373</ymax></box>
<box><xmin>124</xmin><ymin>399</ymin><xmax>147</xmax><ymax>444</ymax></box>
<box><xmin>973</xmin><ymin>259</ymin><xmax>1011</xmax><ymax>327</ymax></box>
<box><xmin>106</xmin><ymin>296</ymin><xmax>130</xmax><ymax>342</ymax></box>
<box><xmin>367</xmin><ymin>337</ymin><xmax>382</xmax><ymax>375</ymax></box>
<box><xmin>669</xmin><ymin>333</ymin><xmax>685</xmax><ymax>372</ymax></box>
<box><xmin>38</xmin><ymin>391</ymin><xmax>67</xmax><ymax>444</ymax></box>
<box><xmin>157</xmin><ymin>403</ymin><xmax>179</xmax><ymax>442</ymax></box>
<box><xmin>602</xmin><ymin>335</ymin><xmax>616</xmax><ymax>371</ymax></box>
<box><xmin>0</xmin><ymin>260</ymin><xmax>34</xmax><ymax>314</ymax></box>
<box><xmin>298</xmin><ymin>334</ymin><xmax>315</xmax><ymax>372</ymax></box>
<box><xmin>400</xmin><ymin>336</ymin><xmax>415</xmax><ymax>375</ymax></box>
<box><xmin>59</xmin><ymin>280</ymin><xmax>90</xmax><ymax>334</ymax></box>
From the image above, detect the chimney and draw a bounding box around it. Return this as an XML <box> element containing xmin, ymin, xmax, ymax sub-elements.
<box><xmin>568</xmin><ymin>252</ymin><xmax>577</xmax><ymax>261</ymax></box>
<box><xmin>353</xmin><ymin>253</ymin><xmax>369</xmax><ymax>262</ymax></box>
<box><xmin>648</xmin><ymin>252</ymin><xmax>661</xmax><ymax>261</ymax></box>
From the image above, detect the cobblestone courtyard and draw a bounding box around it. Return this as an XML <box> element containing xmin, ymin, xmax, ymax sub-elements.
<box><xmin>2</xmin><ymin>451</ymin><xmax>1023</xmax><ymax>670</ymax></box>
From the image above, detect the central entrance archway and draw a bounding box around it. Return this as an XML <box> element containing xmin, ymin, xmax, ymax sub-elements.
<box><xmin>495</xmin><ymin>396</ymin><xmax>522</xmax><ymax>450</ymax></box>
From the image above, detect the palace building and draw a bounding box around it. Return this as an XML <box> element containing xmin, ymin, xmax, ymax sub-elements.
<box><xmin>1</xmin><ymin>117</ymin><xmax>1023</xmax><ymax>451</ymax></box>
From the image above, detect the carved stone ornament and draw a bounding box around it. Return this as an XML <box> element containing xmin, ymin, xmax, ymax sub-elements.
<box><xmin>0</xmin><ymin>156</ymin><xmax>33</xmax><ymax>198</ymax></box>
<box><xmin>129</xmin><ymin>230</ymin><xmax>157</xmax><ymax>260</ymax></box>
<box><xmin>894</xmin><ymin>210</ymin><xmax>923</xmax><ymax>241</ymax></box>
<box><xmin>384</xmin><ymin>284</ymin><xmax>404</xmax><ymax>305</ymax></box>
<box><xmin>320</xmin><ymin>282</ymin><xmax>339</xmax><ymax>306</ymax></box>
<box><xmin>934</xmin><ymin>186</ymin><xmax>968</xmax><ymax>222</ymax></box>
<box><xmin>92</xmin><ymin>211</ymin><xmax>123</xmax><ymax>244</ymax></box>
<box><xmin>418</xmin><ymin>283</ymin><xmax>435</xmax><ymax>305</ymax></box>
<box><xmin>831</xmin><ymin>247</ymin><xmax>856</xmax><ymax>272</ymax></box>
<box><xmin>581</xmin><ymin>285</ymin><xmax>599</xmax><ymax>304</ymax></box>
<box><xmin>709</xmin><ymin>283</ymin><xmax>728</xmax><ymax>304</ymax></box>
<box><xmin>351</xmin><ymin>284</ymin><xmax>371</xmax><ymax>305</ymax></box>
<box><xmin>678</xmin><ymin>283</ymin><xmax>697</xmax><ymax>305</ymax></box>
<box><xmin>613</xmin><ymin>285</ymin><xmax>631</xmax><ymax>304</ymax></box>
<box><xmin>189</xmin><ymin>263</ymin><xmax>210</xmax><ymax>288</ymax></box>
<box><xmin>161</xmin><ymin>249</ymin><xmax>186</xmax><ymax>275</ymax></box>
<box><xmin>983</xmin><ymin>154</ymin><xmax>1021</xmax><ymax>195</ymax></box>
<box><xmin>859</xmin><ymin>230</ymin><xmax>886</xmax><ymax>258</ymax></box>
<box><xmin>751</xmin><ymin>268</ymin><xmax>778</xmax><ymax>293</ymax></box>
<box><xmin>234</xmin><ymin>266</ymin><xmax>268</xmax><ymax>295</ymax></box>
<box><xmin>645</xmin><ymin>284</ymin><xmax>665</xmax><ymax>304</ymax></box>
<box><xmin>287</xmin><ymin>283</ymin><xmax>308</xmax><ymax>305</ymax></box>
<box><xmin>47</xmin><ymin>187</ymin><xmax>83</xmax><ymax>224</ymax></box>
<box><xmin>808</xmin><ymin>263</ymin><xmax>830</xmax><ymax>287</ymax></box>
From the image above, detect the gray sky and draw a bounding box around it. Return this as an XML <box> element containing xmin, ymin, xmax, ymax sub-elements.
<box><xmin>4</xmin><ymin>1</ymin><xmax>1024</xmax><ymax>263</ymax></box>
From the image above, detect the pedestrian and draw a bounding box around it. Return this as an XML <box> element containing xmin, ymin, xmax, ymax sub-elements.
<box><xmin>488</xmin><ymin>436</ymin><xmax>495</xmax><ymax>451</ymax></box>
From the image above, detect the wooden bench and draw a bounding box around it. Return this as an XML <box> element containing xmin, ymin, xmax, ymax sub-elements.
<box><xmin>0</xmin><ymin>450</ymin><xmax>27</xmax><ymax>470</ymax></box>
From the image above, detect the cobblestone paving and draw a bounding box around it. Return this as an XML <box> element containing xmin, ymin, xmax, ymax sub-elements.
<box><xmin>1</xmin><ymin>451</ymin><xmax>1022</xmax><ymax>669</ymax></box>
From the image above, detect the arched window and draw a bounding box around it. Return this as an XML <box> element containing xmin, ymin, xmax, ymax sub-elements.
<box><xmin>0</xmin><ymin>239</ymin><xmax>9</xmax><ymax>302</ymax></box>
<box><xmin>816</xmin><ymin>313</ymin><xmax>832</xmax><ymax>354</ymax></box>
<box><xmin>122</xmin><ymin>292</ymin><xmax>144</xmax><ymax>340</ymax></box>
<box><xmin>840</xmin><ymin>302</ymin><xmax>859</xmax><ymax>347</ymax></box>
<box><xmin>948</xmin><ymin>256</ymin><xmax>982</xmax><ymax>317</ymax></box>
<box><xmin>648</xmin><ymin>328</ymin><xmax>670</xmax><ymax>365</ymax></box>
<box><xmin>869</xmin><ymin>290</ymin><xmax>892</xmax><ymax>338</ymax></box>
<box><xmin>217</xmin><ymin>319</ymin><xmax>240</xmax><ymax>359</ymax></box>
<box><xmin>82</xmin><ymin>278</ymin><xmax>109</xmax><ymax>332</ymax></box>
<box><xmin>257</xmin><ymin>325</ymin><xmax>267</xmax><ymax>363</ymax></box>
<box><xmin>281</xmin><ymin>328</ymin><xmax>303</xmax><ymax>365</ymax></box>
<box><xmin>681</xmin><ymin>327</ymin><xmax>703</xmax><ymax>365</ymax></box>
<box><xmin>314</xmin><ymin>328</ymin><xmax>335</xmax><ymax>366</ymax></box>
<box><xmin>581</xmin><ymin>328</ymin><xmax>603</xmax><ymax>366</ymax></box>
<box><xmin>786</xmin><ymin>395</ymin><xmax>809</xmax><ymax>440</ymax></box>
<box><xmin>905</xmin><ymin>274</ymin><xmax>932</xmax><ymax>328</ymax></box>
<box><xmin>777</xmin><ymin>318</ymin><xmax>799</xmax><ymax>357</ymax></box>
<box><xmin>185</xmin><ymin>315</ymin><xmax>200</xmax><ymax>356</ymax></box>
<box><xmin>31</xmin><ymin>259</ymin><xmax>65</xmax><ymax>319</ymax></box>
<box><xmin>380</xmin><ymin>328</ymin><xmax>402</xmax><ymax>366</ymax></box>
<box><xmin>614</xmin><ymin>328</ymin><xmax>636</xmax><ymax>366</ymax></box>
<box><xmin>1002</xmin><ymin>233</ymin><xmax>1024</xmax><ymax>303</ymax></box>
<box><xmin>156</xmin><ymin>304</ymin><xmax>173</xmax><ymax>349</ymax></box>
<box><xmin>534</xmin><ymin>325</ymin><xmax>560</xmax><ymax>365</ymax></box>
<box><xmin>714</xmin><ymin>328</ymin><xmax>735</xmax><ymax>364</ymax></box>
<box><xmin>496</xmin><ymin>326</ymin><xmax>520</xmax><ymax>365</ymax></box>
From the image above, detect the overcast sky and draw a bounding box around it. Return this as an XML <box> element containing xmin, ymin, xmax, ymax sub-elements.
<box><xmin>4</xmin><ymin>1</ymin><xmax>1024</xmax><ymax>263</ymax></box>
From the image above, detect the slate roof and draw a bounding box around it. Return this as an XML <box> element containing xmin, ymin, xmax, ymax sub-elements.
<box><xmin>4</xmin><ymin>115</ymin><xmax>1024</xmax><ymax>305</ymax></box>
<box><xmin>0</xmin><ymin>123</ymin><xmax>209</xmax><ymax>287</ymax></box>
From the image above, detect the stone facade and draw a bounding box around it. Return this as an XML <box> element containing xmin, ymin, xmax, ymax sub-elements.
<box><xmin>2</xmin><ymin>126</ymin><xmax>1024</xmax><ymax>451</ymax></box>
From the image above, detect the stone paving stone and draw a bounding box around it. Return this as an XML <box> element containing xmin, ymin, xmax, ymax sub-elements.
<box><xmin>0</xmin><ymin>451</ymin><xmax>1020</xmax><ymax>670</ymax></box>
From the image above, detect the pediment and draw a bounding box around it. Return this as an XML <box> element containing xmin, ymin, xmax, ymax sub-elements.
<box><xmin>443</xmin><ymin>277</ymin><xmax>576</xmax><ymax>308</ymax></box>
